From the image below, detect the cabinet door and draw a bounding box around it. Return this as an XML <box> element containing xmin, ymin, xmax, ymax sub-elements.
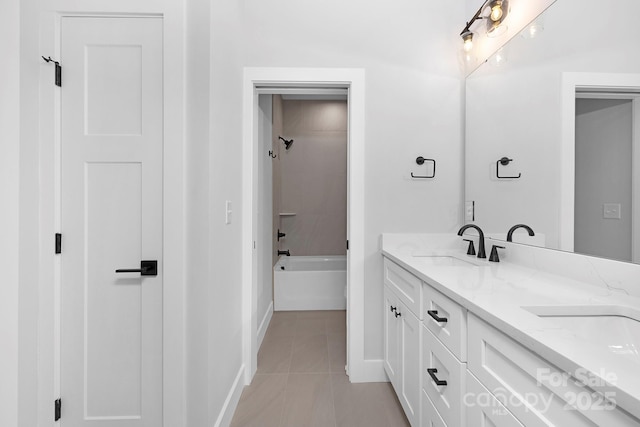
<box><xmin>399</xmin><ymin>302</ymin><xmax>421</xmax><ymax>427</ymax></box>
<box><xmin>384</xmin><ymin>286</ymin><xmax>400</xmax><ymax>389</ymax></box>
<box><xmin>422</xmin><ymin>325</ymin><xmax>465</xmax><ymax>427</ymax></box>
<box><xmin>467</xmin><ymin>370</ymin><xmax>524</xmax><ymax>427</ymax></box>
<box><xmin>468</xmin><ymin>314</ymin><xmax>640</xmax><ymax>427</ymax></box>
<box><xmin>422</xmin><ymin>390</ymin><xmax>446</xmax><ymax>427</ymax></box>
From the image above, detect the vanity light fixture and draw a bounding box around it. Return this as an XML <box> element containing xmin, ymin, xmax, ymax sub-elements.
<box><xmin>460</xmin><ymin>0</ymin><xmax>510</xmax><ymax>49</ymax></box>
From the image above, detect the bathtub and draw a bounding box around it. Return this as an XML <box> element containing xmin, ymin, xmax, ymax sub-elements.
<box><xmin>274</xmin><ymin>256</ymin><xmax>346</xmax><ymax>311</ymax></box>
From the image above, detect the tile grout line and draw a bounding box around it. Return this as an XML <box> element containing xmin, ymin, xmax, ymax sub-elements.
<box><xmin>276</xmin><ymin>373</ymin><xmax>289</xmax><ymax>427</ymax></box>
<box><xmin>276</xmin><ymin>315</ymin><xmax>296</xmax><ymax>427</ymax></box>
<box><xmin>327</xmin><ymin>334</ymin><xmax>338</xmax><ymax>427</ymax></box>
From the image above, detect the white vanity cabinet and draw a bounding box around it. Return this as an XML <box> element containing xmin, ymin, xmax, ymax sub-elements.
<box><xmin>383</xmin><ymin>259</ymin><xmax>422</xmax><ymax>426</ymax></box>
<box><xmin>383</xmin><ymin>257</ymin><xmax>470</xmax><ymax>427</ymax></box>
<box><xmin>468</xmin><ymin>313</ymin><xmax>640</xmax><ymax>427</ymax></box>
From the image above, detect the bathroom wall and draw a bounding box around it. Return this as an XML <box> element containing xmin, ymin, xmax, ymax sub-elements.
<box><xmin>243</xmin><ymin>0</ymin><xmax>465</xmax><ymax>360</ymax></box>
<box><xmin>278</xmin><ymin>99</ymin><xmax>348</xmax><ymax>256</ymax></box>
<box><xmin>205</xmin><ymin>0</ymin><xmax>246</xmax><ymax>424</ymax></box>
<box><xmin>575</xmin><ymin>99</ymin><xmax>632</xmax><ymax>261</ymax></box>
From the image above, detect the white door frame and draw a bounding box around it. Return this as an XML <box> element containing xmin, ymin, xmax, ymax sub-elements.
<box><xmin>242</xmin><ymin>67</ymin><xmax>367</xmax><ymax>383</ymax></box>
<box><xmin>561</xmin><ymin>73</ymin><xmax>640</xmax><ymax>259</ymax></box>
<box><xmin>37</xmin><ymin>10</ymin><xmax>184</xmax><ymax>425</ymax></box>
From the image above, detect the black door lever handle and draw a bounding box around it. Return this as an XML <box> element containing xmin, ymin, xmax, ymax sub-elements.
<box><xmin>116</xmin><ymin>260</ymin><xmax>158</xmax><ymax>276</ymax></box>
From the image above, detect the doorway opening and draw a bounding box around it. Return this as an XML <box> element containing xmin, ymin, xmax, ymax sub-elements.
<box><xmin>258</xmin><ymin>91</ymin><xmax>348</xmax><ymax>340</ymax></box>
<box><xmin>574</xmin><ymin>95</ymin><xmax>640</xmax><ymax>262</ymax></box>
<box><xmin>560</xmin><ymin>73</ymin><xmax>640</xmax><ymax>261</ymax></box>
<box><xmin>242</xmin><ymin>68</ymin><xmax>367</xmax><ymax>385</ymax></box>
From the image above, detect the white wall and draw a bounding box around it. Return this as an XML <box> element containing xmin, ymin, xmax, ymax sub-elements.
<box><xmin>208</xmin><ymin>0</ymin><xmax>246</xmax><ymax>424</ymax></box>
<box><xmin>242</xmin><ymin>0</ymin><xmax>464</xmax><ymax>359</ymax></box>
<box><xmin>575</xmin><ymin>99</ymin><xmax>632</xmax><ymax>261</ymax></box>
<box><xmin>279</xmin><ymin>99</ymin><xmax>347</xmax><ymax>256</ymax></box>
<box><xmin>0</xmin><ymin>0</ymin><xmax>20</xmax><ymax>424</ymax></box>
<box><xmin>465</xmin><ymin>0</ymin><xmax>640</xmax><ymax>250</ymax></box>
<box><xmin>185</xmin><ymin>0</ymin><xmax>210</xmax><ymax>423</ymax></box>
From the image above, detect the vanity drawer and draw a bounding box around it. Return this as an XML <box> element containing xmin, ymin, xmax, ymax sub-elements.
<box><xmin>421</xmin><ymin>390</ymin><xmax>447</xmax><ymax>427</ymax></box>
<box><xmin>422</xmin><ymin>325</ymin><xmax>465</xmax><ymax>427</ymax></box>
<box><xmin>384</xmin><ymin>258</ymin><xmax>422</xmax><ymax>318</ymax></box>
<box><xmin>466</xmin><ymin>370</ymin><xmax>524</xmax><ymax>427</ymax></box>
<box><xmin>468</xmin><ymin>314</ymin><xmax>640</xmax><ymax>427</ymax></box>
<box><xmin>422</xmin><ymin>283</ymin><xmax>467</xmax><ymax>362</ymax></box>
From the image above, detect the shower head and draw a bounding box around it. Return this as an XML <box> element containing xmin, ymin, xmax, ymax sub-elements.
<box><xmin>278</xmin><ymin>136</ymin><xmax>294</xmax><ymax>150</ymax></box>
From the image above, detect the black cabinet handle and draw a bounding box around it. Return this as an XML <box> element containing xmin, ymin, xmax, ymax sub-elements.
<box><xmin>394</xmin><ymin>311</ymin><xmax>402</xmax><ymax>318</ymax></box>
<box><xmin>427</xmin><ymin>310</ymin><xmax>448</xmax><ymax>323</ymax></box>
<box><xmin>390</xmin><ymin>306</ymin><xmax>397</xmax><ymax>313</ymax></box>
<box><xmin>116</xmin><ymin>260</ymin><xmax>158</xmax><ymax>276</ymax></box>
<box><xmin>427</xmin><ymin>368</ymin><xmax>447</xmax><ymax>386</ymax></box>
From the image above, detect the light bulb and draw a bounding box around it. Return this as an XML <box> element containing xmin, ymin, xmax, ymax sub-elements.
<box><xmin>462</xmin><ymin>32</ymin><xmax>474</xmax><ymax>53</ymax></box>
<box><xmin>526</xmin><ymin>22</ymin><xmax>543</xmax><ymax>39</ymax></box>
<box><xmin>490</xmin><ymin>4</ymin><xmax>503</xmax><ymax>21</ymax></box>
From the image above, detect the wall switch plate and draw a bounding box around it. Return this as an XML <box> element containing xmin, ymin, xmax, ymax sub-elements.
<box><xmin>465</xmin><ymin>200</ymin><xmax>475</xmax><ymax>221</ymax></box>
<box><xmin>603</xmin><ymin>203</ymin><xmax>621</xmax><ymax>219</ymax></box>
<box><xmin>225</xmin><ymin>201</ymin><xmax>232</xmax><ymax>224</ymax></box>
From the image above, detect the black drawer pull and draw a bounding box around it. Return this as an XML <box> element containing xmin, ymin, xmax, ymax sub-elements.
<box><xmin>427</xmin><ymin>310</ymin><xmax>448</xmax><ymax>323</ymax></box>
<box><xmin>394</xmin><ymin>311</ymin><xmax>401</xmax><ymax>318</ymax></box>
<box><xmin>390</xmin><ymin>306</ymin><xmax>397</xmax><ymax>313</ymax></box>
<box><xmin>427</xmin><ymin>368</ymin><xmax>447</xmax><ymax>386</ymax></box>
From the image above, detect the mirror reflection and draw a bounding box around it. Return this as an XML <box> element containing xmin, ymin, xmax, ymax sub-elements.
<box><xmin>465</xmin><ymin>0</ymin><xmax>640</xmax><ymax>263</ymax></box>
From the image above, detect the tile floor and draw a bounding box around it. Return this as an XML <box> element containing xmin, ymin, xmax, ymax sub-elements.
<box><xmin>230</xmin><ymin>310</ymin><xmax>410</xmax><ymax>427</ymax></box>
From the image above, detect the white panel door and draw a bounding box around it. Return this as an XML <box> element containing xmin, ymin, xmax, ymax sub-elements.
<box><xmin>60</xmin><ymin>16</ymin><xmax>163</xmax><ymax>427</ymax></box>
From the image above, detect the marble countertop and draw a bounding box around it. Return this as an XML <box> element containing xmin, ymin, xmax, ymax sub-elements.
<box><xmin>381</xmin><ymin>236</ymin><xmax>640</xmax><ymax>419</ymax></box>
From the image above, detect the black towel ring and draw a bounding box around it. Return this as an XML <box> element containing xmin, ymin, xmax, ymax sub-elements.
<box><xmin>411</xmin><ymin>156</ymin><xmax>436</xmax><ymax>179</ymax></box>
<box><xmin>496</xmin><ymin>157</ymin><xmax>521</xmax><ymax>179</ymax></box>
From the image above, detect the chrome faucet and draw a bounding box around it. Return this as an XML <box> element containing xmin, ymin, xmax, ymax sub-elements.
<box><xmin>506</xmin><ymin>224</ymin><xmax>535</xmax><ymax>242</ymax></box>
<box><xmin>457</xmin><ymin>224</ymin><xmax>486</xmax><ymax>259</ymax></box>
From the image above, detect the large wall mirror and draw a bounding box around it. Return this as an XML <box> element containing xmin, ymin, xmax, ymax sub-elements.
<box><xmin>465</xmin><ymin>0</ymin><xmax>640</xmax><ymax>263</ymax></box>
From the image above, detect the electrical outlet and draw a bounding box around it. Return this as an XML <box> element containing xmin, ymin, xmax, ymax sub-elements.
<box><xmin>465</xmin><ymin>200</ymin><xmax>475</xmax><ymax>221</ymax></box>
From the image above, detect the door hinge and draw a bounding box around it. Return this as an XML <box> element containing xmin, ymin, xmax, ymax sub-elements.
<box><xmin>42</xmin><ymin>56</ymin><xmax>62</xmax><ymax>87</ymax></box>
<box><xmin>346</xmin><ymin>240</ymin><xmax>349</xmax><ymax>250</ymax></box>
<box><xmin>55</xmin><ymin>398</ymin><xmax>61</xmax><ymax>421</ymax></box>
<box><xmin>55</xmin><ymin>233</ymin><xmax>62</xmax><ymax>254</ymax></box>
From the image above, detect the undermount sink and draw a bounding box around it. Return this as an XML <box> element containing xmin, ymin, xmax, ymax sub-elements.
<box><xmin>523</xmin><ymin>305</ymin><xmax>640</xmax><ymax>364</ymax></box>
<box><xmin>411</xmin><ymin>254</ymin><xmax>478</xmax><ymax>267</ymax></box>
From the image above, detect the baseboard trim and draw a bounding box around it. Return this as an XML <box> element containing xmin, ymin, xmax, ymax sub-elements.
<box><xmin>349</xmin><ymin>358</ymin><xmax>388</xmax><ymax>383</ymax></box>
<box><xmin>214</xmin><ymin>364</ymin><xmax>245</xmax><ymax>427</ymax></box>
<box><xmin>257</xmin><ymin>301</ymin><xmax>273</xmax><ymax>349</ymax></box>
